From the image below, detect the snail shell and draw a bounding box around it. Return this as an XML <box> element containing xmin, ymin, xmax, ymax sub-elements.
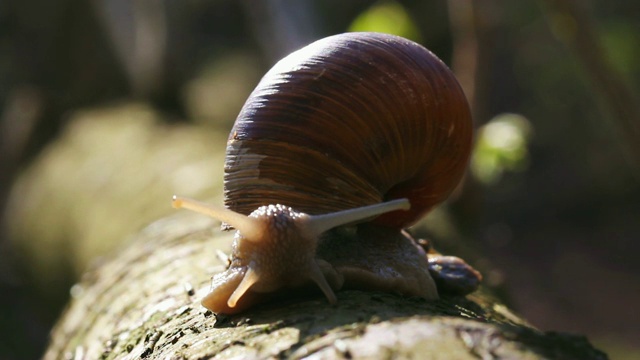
<box><xmin>224</xmin><ymin>32</ymin><xmax>472</xmax><ymax>228</ymax></box>
<box><xmin>173</xmin><ymin>32</ymin><xmax>477</xmax><ymax>314</ymax></box>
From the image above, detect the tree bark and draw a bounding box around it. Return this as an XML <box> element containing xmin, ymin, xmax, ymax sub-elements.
<box><xmin>44</xmin><ymin>211</ymin><xmax>607</xmax><ymax>359</ymax></box>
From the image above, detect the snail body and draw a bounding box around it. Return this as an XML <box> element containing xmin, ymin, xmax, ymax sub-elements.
<box><xmin>173</xmin><ymin>32</ymin><xmax>479</xmax><ymax>314</ymax></box>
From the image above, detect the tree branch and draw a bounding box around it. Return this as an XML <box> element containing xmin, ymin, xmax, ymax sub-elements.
<box><xmin>43</xmin><ymin>212</ymin><xmax>606</xmax><ymax>359</ymax></box>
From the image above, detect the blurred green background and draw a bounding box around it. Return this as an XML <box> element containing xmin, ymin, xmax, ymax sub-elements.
<box><xmin>0</xmin><ymin>0</ymin><xmax>638</xmax><ymax>359</ymax></box>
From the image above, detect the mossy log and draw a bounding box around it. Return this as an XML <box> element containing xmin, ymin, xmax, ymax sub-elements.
<box><xmin>43</xmin><ymin>211</ymin><xmax>607</xmax><ymax>359</ymax></box>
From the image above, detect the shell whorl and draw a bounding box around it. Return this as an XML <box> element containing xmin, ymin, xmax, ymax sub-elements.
<box><xmin>224</xmin><ymin>32</ymin><xmax>472</xmax><ymax>228</ymax></box>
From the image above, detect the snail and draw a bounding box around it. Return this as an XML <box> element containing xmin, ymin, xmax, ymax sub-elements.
<box><xmin>173</xmin><ymin>32</ymin><xmax>480</xmax><ymax>315</ymax></box>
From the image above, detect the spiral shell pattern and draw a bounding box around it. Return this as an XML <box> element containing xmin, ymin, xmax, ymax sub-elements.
<box><xmin>224</xmin><ymin>32</ymin><xmax>472</xmax><ymax>228</ymax></box>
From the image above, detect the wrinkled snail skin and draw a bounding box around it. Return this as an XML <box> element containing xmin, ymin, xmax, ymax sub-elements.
<box><xmin>173</xmin><ymin>32</ymin><xmax>480</xmax><ymax>315</ymax></box>
<box><xmin>316</xmin><ymin>224</ymin><xmax>438</xmax><ymax>300</ymax></box>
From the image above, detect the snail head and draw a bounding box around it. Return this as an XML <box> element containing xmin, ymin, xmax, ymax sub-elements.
<box><xmin>172</xmin><ymin>195</ymin><xmax>409</xmax><ymax>314</ymax></box>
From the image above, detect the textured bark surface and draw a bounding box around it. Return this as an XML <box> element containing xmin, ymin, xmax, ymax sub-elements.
<box><xmin>44</xmin><ymin>212</ymin><xmax>608</xmax><ymax>359</ymax></box>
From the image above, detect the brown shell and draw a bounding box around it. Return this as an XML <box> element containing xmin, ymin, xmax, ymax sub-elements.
<box><xmin>224</xmin><ymin>32</ymin><xmax>472</xmax><ymax>228</ymax></box>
